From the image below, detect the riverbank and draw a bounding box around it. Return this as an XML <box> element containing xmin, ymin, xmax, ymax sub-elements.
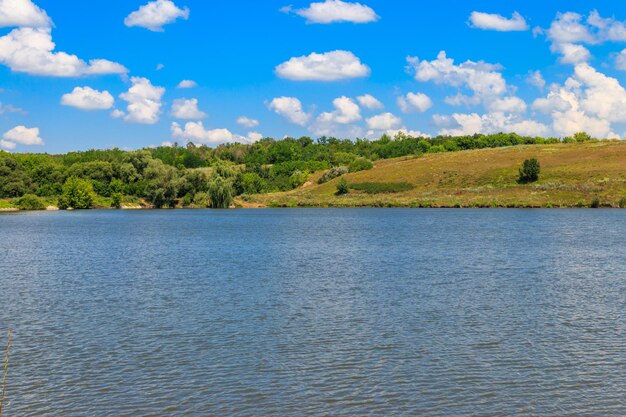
<box><xmin>2</xmin><ymin>142</ymin><xmax>626</xmax><ymax>210</ymax></box>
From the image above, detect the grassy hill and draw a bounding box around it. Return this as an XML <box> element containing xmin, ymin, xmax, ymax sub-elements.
<box><xmin>242</xmin><ymin>141</ymin><xmax>626</xmax><ymax>208</ymax></box>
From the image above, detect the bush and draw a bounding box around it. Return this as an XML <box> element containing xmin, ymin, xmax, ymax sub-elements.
<box><xmin>618</xmin><ymin>197</ymin><xmax>626</xmax><ymax>208</ymax></box>
<box><xmin>111</xmin><ymin>192</ymin><xmax>122</xmax><ymax>209</ymax></box>
<box><xmin>289</xmin><ymin>170</ymin><xmax>309</xmax><ymax>189</ymax></box>
<box><xmin>318</xmin><ymin>166</ymin><xmax>349</xmax><ymax>184</ymax></box>
<box><xmin>58</xmin><ymin>177</ymin><xmax>95</xmax><ymax>209</ymax></box>
<box><xmin>193</xmin><ymin>192</ymin><xmax>210</xmax><ymax>207</ymax></box>
<box><xmin>15</xmin><ymin>194</ymin><xmax>45</xmax><ymax>210</ymax></box>
<box><xmin>349</xmin><ymin>157</ymin><xmax>373</xmax><ymax>173</ymax></box>
<box><xmin>336</xmin><ymin>178</ymin><xmax>349</xmax><ymax>195</ymax></box>
<box><xmin>518</xmin><ymin>158</ymin><xmax>540</xmax><ymax>184</ymax></box>
<box><xmin>590</xmin><ymin>197</ymin><xmax>601</xmax><ymax>208</ymax></box>
<box><xmin>349</xmin><ymin>182</ymin><xmax>414</xmax><ymax>194</ymax></box>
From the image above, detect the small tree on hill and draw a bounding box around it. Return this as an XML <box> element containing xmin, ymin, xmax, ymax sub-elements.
<box><xmin>518</xmin><ymin>158</ymin><xmax>541</xmax><ymax>184</ymax></box>
<box><xmin>336</xmin><ymin>178</ymin><xmax>349</xmax><ymax>195</ymax></box>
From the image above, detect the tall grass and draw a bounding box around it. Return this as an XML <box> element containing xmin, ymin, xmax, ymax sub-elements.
<box><xmin>349</xmin><ymin>182</ymin><xmax>415</xmax><ymax>194</ymax></box>
<box><xmin>0</xmin><ymin>328</ymin><xmax>11</xmax><ymax>417</ymax></box>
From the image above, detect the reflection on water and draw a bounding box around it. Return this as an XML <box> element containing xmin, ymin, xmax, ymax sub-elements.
<box><xmin>0</xmin><ymin>209</ymin><xmax>624</xmax><ymax>416</ymax></box>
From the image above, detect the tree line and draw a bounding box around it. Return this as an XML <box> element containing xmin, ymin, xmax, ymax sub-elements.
<box><xmin>0</xmin><ymin>131</ymin><xmax>600</xmax><ymax>209</ymax></box>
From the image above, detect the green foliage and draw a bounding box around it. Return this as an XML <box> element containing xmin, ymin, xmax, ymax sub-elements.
<box><xmin>289</xmin><ymin>170</ymin><xmax>309</xmax><ymax>189</ymax></box>
<box><xmin>349</xmin><ymin>157</ymin><xmax>373</xmax><ymax>173</ymax></box>
<box><xmin>207</xmin><ymin>176</ymin><xmax>233</xmax><ymax>208</ymax></box>
<box><xmin>144</xmin><ymin>160</ymin><xmax>179</xmax><ymax>208</ymax></box>
<box><xmin>573</xmin><ymin>132</ymin><xmax>593</xmax><ymax>143</ymax></box>
<box><xmin>111</xmin><ymin>192</ymin><xmax>122</xmax><ymax>209</ymax></box>
<box><xmin>0</xmin><ymin>156</ymin><xmax>33</xmax><ymax>198</ymax></box>
<box><xmin>318</xmin><ymin>166</ymin><xmax>349</xmax><ymax>184</ymax></box>
<box><xmin>193</xmin><ymin>192</ymin><xmax>210</xmax><ymax>207</ymax></box>
<box><xmin>335</xmin><ymin>178</ymin><xmax>349</xmax><ymax>195</ymax></box>
<box><xmin>58</xmin><ymin>177</ymin><xmax>95</xmax><ymax>209</ymax></box>
<box><xmin>349</xmin><ymin>182</ymin><xmax>415</xmax><ymax>194</ymax></box>
<box><xmin>239</xmin><ymin>172</ymin><xmax>267</xmax><ymax>194</ymax></box>
<box><xmin>518</xmin><ymin>158</ymin><xmax>541</xmax><ymax>184</ymax></box>
<box><xmin>618</xmin><ymin>197</ymin><xmax>626</xmax><ymax>208</ymax></box>
<box><xmin>15</xmin><ymin>194</ymin><xmax>45</xmax><ymax>210</ymax></box>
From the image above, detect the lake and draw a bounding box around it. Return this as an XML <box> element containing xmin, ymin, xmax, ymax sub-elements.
<box><xmin>0</xmin><ymin>209</ymin><xmax>624</xmax><ymax>416</ymax></box>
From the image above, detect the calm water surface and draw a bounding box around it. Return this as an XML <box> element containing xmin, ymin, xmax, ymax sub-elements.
<box><xmin>0</xmin><ymin>209</ymin><xmax>624</xmax><ymax>416</ymax></box>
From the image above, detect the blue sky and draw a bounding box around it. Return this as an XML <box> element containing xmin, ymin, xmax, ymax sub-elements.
<box><xmin>3</xmin><ymin>0</ymin><xmax>626</xmax><ymax>152</ymax></box>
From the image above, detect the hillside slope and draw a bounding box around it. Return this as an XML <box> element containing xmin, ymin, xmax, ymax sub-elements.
<box><xmin>243</xmin><ymin>141</ymin><xmax>626</xmax><ymax>208</ymax></box>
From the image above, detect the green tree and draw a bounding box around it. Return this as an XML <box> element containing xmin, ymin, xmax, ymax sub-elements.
<box><xmin>58</xmin><ymin>177</ymin><xmax>95</xmax><ymax>209</ymax></box>
<box><xmin>336</xmin><ymin>178</ymin><xmax>349</xmax><ymax>195</ymax></box>
<box><xmin>518</xmin><ymin>158</ymin><xmax>541</xmax><ymax>184</ymax></box>
<box><xmin>15</xmin><ymin>194</ymin><xmax>45</xmax><ymax>210</ymax></box>
<box><xmin>208</xmin><ymin>176</ymin><xmax>233</xmax><ymax>208</ymax></box>
<box><xmin>0</xmin><ymin>156</ymin><xmax>32</xmax><ymax>197</ymax></box>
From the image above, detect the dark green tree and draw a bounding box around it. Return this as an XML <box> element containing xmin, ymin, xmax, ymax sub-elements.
<box><xmin>58</xmin><ymin>177</ymin><xmax>95</xmax><ymax>209</ymax></box>
<box><xmin>518</xmin><ymin>158</ymin><xmax>541</xmax><ymax>184</ymax></box>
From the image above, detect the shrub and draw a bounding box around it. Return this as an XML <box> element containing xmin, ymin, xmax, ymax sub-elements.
<box><xmin>349</xmin><ymin>182</ymin><xmax>414</xmax><ymax>194</ymax></box>
<box><xmin>289</xmin><ymin>170</ymin><xmax>309</xmax><ymax>189</ymax></box>
<box><xmin>335</xmin><ymin>178</ymin><xmax>349</xmax><ymax>195</ymax></box>
<box><xmin>518</xmin><ymin>158</ymin><xmax>540</xmax><ymax>184</ymax></box>
<box><xmin>193</xmin><ymin>192</ymin><xmax>210</xmax><ymax>207</ymax></box>
<box><xmin>111</xmin><ymin>192</ymin><xmax>123</xmax><ymax>209</ymax></box>
<box><xmin>318</xmin><ymin>166</ymin><xmax>349</xmax><ymax>184</ymax></box>
<box><xmin>58</xmin><ymin>177</ymin><xmax>95</xmax><ymax>209</ymax></box>
<box><xmin>618</xmin><ymin>197</ymin><xmax>626</xmax><ymax>208</ymax></box>
<box><xmin>15</xmin><ymin>194</ymin><xmax>45</xmax><ymax>210</ymax></box>
<box><xmin>590</xmin><ymin>197</ymin><xmax>601</xmax><ymax>208</ymax></box>
<box><xmin>349</xmin><ymin>157</ymin><xmax>373</xmax><ymax>173</ymax></box>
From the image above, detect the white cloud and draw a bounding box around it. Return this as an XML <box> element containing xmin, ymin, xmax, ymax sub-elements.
<box><xmin>486</xmin><ymin>96</ymin><xmax>527</xmax><ymax>113</ymax></box>
<box><xmin>237</xmin><ymin>116</ymin><xmax>259</xmax><ymax>128</ymax></box>
<box><xmin>386</xmin><ymin>128</ymin><xmax>431</xmax><ymax>138</ymax></box>
<box><xmin>119</xmin><ymin>77</ymin><xmax>165</xmax><ymax>124</ymax></box>
<box><xmin>267</xmin><ymin>96</ymin><xmax>311</xmax><ymax>125</ymax></box>
<box><xmin>156</xmin><ymin>63</ymin><xmax>164</xmax><ymax>71</ymax></box>
<box><xmin>0</xmin><ymin>102</ymin><xmax>26</xmax><ymax>115</ymax></box>
<box><xmin>0</xmin><ymin>139</ymin><xmax>16</xmax><ymax>150</ymax></box>
<box><xmin>0</xmin><ymin>27</ymin><xmax>128</xmax><ymax>77</ymax></box>
<box><xmin>2</xmin><ymin>125</ymin><xmax>43</xmax><ymax>147</ymax></box>
<box><xmin>177</xmin><ymin>79</ymin><xmax>197</xmax><ymax>88</ymax></box>
<box><xmin>469</xmin><ymin>11</ymin><xmax>528</xmax><ymax>32</ymax></box>
<box><xmin>243</xmin><ymin>131</ymin><xmax>263</xmax><ymax>143</ymax></box>
<box><xmin>171</xmin><ymin>121</ymin><xmax>234</xmax><ymax>144</ymax></box>
<box><xmin>407</xmin><ymin>51</ymin><xmax>507</xmax><ymax>105</ymax></box>
<box><xmin>616</xmin><ymin>49</ymin><xmax>626</xmax><ymax>70</ymax></box>
<box><xmin>286</xmin><ymin>0</ymin><xmax>379</xmax><ymax>24</ymax></box>
<box><xmin>110</xmin><ymin>109</ymin><xmax>125</xmax><ymax>119</ymax></box>
<box><xmin>526</xmin><ymin>70</ymin><xmax>546</xmax><ymax>90</ymax></box>
<box><xmin>0</xmin><ymin>0</ymin><xmax>51</xmax><ymax>28</ymax></box>
<box><xmin>61</xmin><ymin>86</ymin><xmax>114</xmax><ymax>110</ymax></box>
<box><xmin>170</xmin><ymin>98</ymin><xmax>206</xmax><ymax>119</ymax></box>
<box><xmin>532</xmin><ymin>63</ymin><xmax>626</xmax><ymax>138</ymax></box>
<box><xmin>312</xmin><ymin>96</ymin><xmax>362</xmax><ymax>136</ymax></box>
<box><xmin>397</xmin><ymin>92</ymin><xmax>432</xmax><ymax>113</ymax></box>
<box><xmin>436</xmin><ymin>112</ymin><xmax>549</xmax><ymax>137</ymax></box>
<box><xmin>276</xmin><ymin>50</ymin><xmax>370</xmax><ymax>81</ymax></box>
<box><xmin>356</xmin><ymin>94</ymin><xmax>383</xmax><ymax>110</ymax></box>
<box><xmin>543</xmin><ymin>11</ymin><xmax>626</xmax><ymax>64</ymax></box>
<box><xmin>366</xmin><ymin>112</ymin><xmax>402</xmax><ymax>131</ymax></box>
<box><xmin>124</xmin><ymin>0</ymin><xmax>189</xmax><ymax>32</ymax></box>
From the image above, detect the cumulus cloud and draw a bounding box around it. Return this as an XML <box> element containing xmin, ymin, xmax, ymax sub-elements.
<box><xmin>312</xmin><ymin>96</ymin><xmax>362</xmax><ymax>136</ymax></box>
<box><xmin>170</xmin><ymin>98</ymin><xmax>206</xmax><ymax>119</ymax></box>
<box><xmin>532</xmin><ymin>63</ymin><xmax>626</xmax><ymax>138</ymax></box>
<box><xmin>542</xmin><ymin>11</ymin><xmax>626</xmax><ymax>64</ymax></box>
<box><xmin>469</xmin><ymin>11</ymin><xmax>528</xmax><ymax>32</ymax></box>
<box><xmin>436</xmin><ymin>112</ymin><xmax>549</xmax><ymax>137</ymax></box>
<box><xmin>357</xmin><ymin>94</ymin><xmax>383</xmax><ymax>110</ymax></box>
<box><xmin>407</xmin><ymin>51</ymin><xmax>507</xmax><ymax>105</ymax></box>
<box><xmin>177</xmin><ymin>79</ymin><xmax>197</xmax><ymax>88</ymax></box>
<box><xmin>276</xmin><ymin>50</ymin><xmax>370</xmax><ymax>81</ymax></box>
<box><xmin>124</xmin><ymin>0</ymin><xmax>189</xmax><ymax>32</ymax></box>
<box><xmin>366</xmin><ymin>112</ymin><xmax>402</xmax><ymax>131</ymax></box>
<box><xmin>486</xmin><ymin>96</ymin><xmax>527</xmax><ymax>113</ymax></box>
<box><xmin>2</xmin><ymin>125</ymin><xmax>43</xmax><ymax>148</ymax></box>
<box><xmin>61</xmin><ymin>86</ymin><xmax>114</xmax><ymax>110</ymax></box>
<box><xmin>237</xmin><ymin>116</ymin><xmax>259</xmax><ymax>128</ymax></box>
<box><xmin>0</xmin><ymin>139</ymin><xmax>16</xmax><ymax>150</ymax></box>
<box><xmin>267</xmin><ymin>96</ymin><xmax>311</xmax><ymax>125</ymax></box>
<box><xmin>0</xmin><ymin>27</ymin><xmax>128</xmax><ymax>77</ymax></box>
<box><xmin>526</xmin><ymin>70</ymin><xmax>546</xmax><ymax>90</ymax></box>
<box><xmin>397</xmin><ymin>92</ymin><xmax>432</xmax><ymax>113</ymax></box>
<box><xmin>284</xmin><ymin>0</ymin><xmax>379</xmax><ymax>24</ymax></box>
<box><xmin>171</xmin><ymin>121</ymin><xmax>234</xmax><ymax>144</ymax></box>
<box><xmin>119</xmin><ymin>77</ymin><xmax>165</xmax><ymax>124</ymax></box>
<box><xmin>0</xmin><ymin>0</ymin><xmax>51</xmax><ymax>28</ymax></box>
